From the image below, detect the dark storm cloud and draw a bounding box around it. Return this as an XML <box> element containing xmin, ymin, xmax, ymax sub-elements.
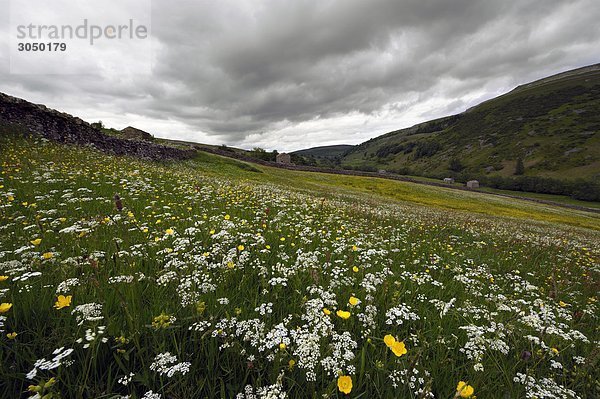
<box><xmin>145</xmin><ymin>0</ymin><xmax>599</xmax><ymax>140</ymax></box>
<box><xmin>2</xmin><ymin>0</ymin><xmax>599</xmax><ymax>149</ymax></box>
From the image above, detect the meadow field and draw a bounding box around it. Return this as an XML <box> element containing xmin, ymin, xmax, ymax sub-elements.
<box><xmin>1</xmin><ymin>133</ymin><xmax>598</xmax><ymax>398</ymax></box>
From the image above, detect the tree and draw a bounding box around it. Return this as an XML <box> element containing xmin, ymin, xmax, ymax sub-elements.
<box><xmin>515</xmin><ymin>157</ymin><xmax>525</xmax><ymax>175</ymax></box>
<box><xmin>91</xmin><ymin>120</ymin><xmax>104</xmax><ymax>130</ymax></box>
<box><xmin>250</xmin><ymin>147</ymin><xmax>278</xmax><ymax>162</ymax></box>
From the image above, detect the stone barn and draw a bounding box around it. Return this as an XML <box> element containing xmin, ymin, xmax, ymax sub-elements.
<box><xmin>276</xmin><ymin>153</ymin><xmax>292</xmax><ymax>164</ymax></box>
<box><xmin>120</xmin><ymin>126</ymin><xmax>154</xmax><ymax>141</ymax></box>
<box><xmin>466</xmin><ymin>180</ymin><xmax>480</xmax><ymax>189</ymax></box>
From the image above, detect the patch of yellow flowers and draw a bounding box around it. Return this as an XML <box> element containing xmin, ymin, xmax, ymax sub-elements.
<box><xmin>456</xmin><ymin>381</ymin><xmax>475</xmax><ymax>398</ymax></box>
<box><xmin>384</xmin><ymin>334</ymin><xmax>407</xmax><ymax>357</ymax></box>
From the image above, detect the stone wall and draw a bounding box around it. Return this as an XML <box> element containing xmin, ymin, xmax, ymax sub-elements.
<box><xmin>0</xmin><ymin>92</ymin><xmax>195</xmax><ymax>161</ymax></box>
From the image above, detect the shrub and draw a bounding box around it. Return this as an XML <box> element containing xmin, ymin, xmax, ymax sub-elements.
<box><xmin>515</xmin><ymin>158</ymin><xmax>525</xmax><ymax>175</ymax></box>
<box><xmin>414</xmin><ymin>141</ymin><xmax>441</xmax><ymax>159</ymax></box>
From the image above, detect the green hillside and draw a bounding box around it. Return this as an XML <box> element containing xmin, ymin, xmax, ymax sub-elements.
<box><xmin>337</xmin><ymin>64</ymin><xmax>600</xmax><ymax>192</ymax></box>
<box><xmin>292</xmin><ymin>145</ymin><xmax>355</xmax><ymax>159</ymax></box>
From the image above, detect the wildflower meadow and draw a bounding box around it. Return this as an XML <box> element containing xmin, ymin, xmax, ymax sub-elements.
<box><xmin>0</xmin><ymin>133</ymin><xmax>598</xmax><ymax>398</ymax></box>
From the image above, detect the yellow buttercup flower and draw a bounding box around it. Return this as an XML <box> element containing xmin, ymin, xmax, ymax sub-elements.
<box><xmin>323</xmin><ymin>308</ymin><xmax>331</xmax><ymax>315</ymax></box>
<box><xmin>457</xmin><ymin>381</ymin><xmax>474</xmax><ymax>398</ymax></box>
<box><xmin>237</xmin><ymin>245</ymin><xmax>245</xmax><ymax>251</ymax></box>
<box><xmin>30</xmin><ymin>238</ymin><xmax>42</xmax><ymax>246</ymax></box>
<box><xmin>0</xmin><ymin>275</ymin><xmax>9</xmax><ymax>282</ymax></box>
<box><xmin>6</xmin><ymin>332</ymin><xmax>17</xmax><ymax>339</ymax></box>
<box><xmin>42</xmin><ymin>252</ymin><xmax>54</xmax><ymax>260</ymax></box>
<box><xmin>391</xmin><ymin>341</ymin><xmax>407</xmax><ymax>357</ymax></box>
<box><xmin>224</xmin><ymin>214</ymin><xmax>230</xmax><ymax>220</ymax></box>
<box><xmin>352</xmin><ymin>266</ymin><xmax>359</xmax><ymax>273</ymax></box>
<box><xmin>336</xmin><ymin>310</ymin><xmax>350</xmax><ymax>319</ymax></box>
<box><xmin>349</xmin><ymin>296</ymin><xmax>359</xmax><ymax>306</ymax></box>
<box><xmin>384</xmin><ymin>334</ymin><xmax>396</xmax><ymax>348</ymax></box>
<box><xmin>279</xmin><ymin>343</ymin><xmax>286</xmax><ymax>350</ymax></box>
<box><xmin>165</xmin><ymin>228</ymin><xmax>174</xmax><ymax>235</ymax></box>
<box><xmin>0</xmin><ymin>303</ymin><xmax>13</xmax><ymax>313</ymax></box>
<box><xmin>54</xmin><ymin>295</ymin><xmax>72</xmax><ymax>309</ymax></box>
<box><xmin>337</xmin><ymin>375</ymin><xmax>352</xmax><ymax>394</ymax></box>
<box><xmin>384</xmin><ymin>335</ymin><xmax>407</xmax><ymax>357</ymax></box>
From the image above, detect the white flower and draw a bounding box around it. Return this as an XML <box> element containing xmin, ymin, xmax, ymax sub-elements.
<box><xmin>150</xmin><ymin>352</ymin><xmax>191</xmax><ymax>377</ymax></box>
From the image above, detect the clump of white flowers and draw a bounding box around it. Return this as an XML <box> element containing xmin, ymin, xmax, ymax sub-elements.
<box><xmin>385</xmin><ymin>303</ymin><xmax>420</xmax><ymax>325</ymax></box>
<box><xmin>149</xmin><ymin>352</ymin><xmax>191</xmax><ymax>377</ymax></box>
<box><xmin>237</xmin><ymin>372</ymin><xmax>287</xmax><ymax>399</ymax></box>
<box><xmin>514</xmin><ymin>372</ymin><xmax>580</xmax><ymax>399</ymax></box>
<box><xmin>26</xmin><ymin>347</ymin><xmax>74</xmax><ymax>380</ymax></box>
<box><xmin>71</xmin><ymin>303</ymin><xmax>103</xmax><ymax>325</ymax></box>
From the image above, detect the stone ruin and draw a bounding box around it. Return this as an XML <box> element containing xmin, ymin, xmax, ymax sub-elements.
<box><xmin>0</xmin><ymin>92</ymin><xmax>195</xmax><ymax>161</ymax></box>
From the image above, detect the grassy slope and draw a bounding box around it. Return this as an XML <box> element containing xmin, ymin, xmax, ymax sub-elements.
<box><xmin>341</xmin><ymin>65</ymin><xmax>600</xmax><ymax>180</ymax></box>
<box><xmin>379</xmin><ymin>174</ymin><xmax>600</xmax><ymax>210</ymax></box>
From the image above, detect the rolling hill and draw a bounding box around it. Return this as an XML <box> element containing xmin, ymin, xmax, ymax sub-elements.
<box><xmin>296</xmin><ymin>64</ymin><xmax>600</xmax><ymax>195</ymax></box>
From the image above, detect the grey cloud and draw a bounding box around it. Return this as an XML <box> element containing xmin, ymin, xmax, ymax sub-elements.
<box><xmin>1</xmin><ymin>0</ymin><xmax>599</xmax><ymax>149</ymax></box>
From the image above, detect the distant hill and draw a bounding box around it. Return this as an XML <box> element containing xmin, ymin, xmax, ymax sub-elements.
<box><xmin>337</xmin><ymin>63</ymin><xmax>600</xmax><ymax>186</ymax></box>
<box><xmin>292</xmin><ymin>144</ymin><xmax>354</xmax><ymax>159</ymax></box>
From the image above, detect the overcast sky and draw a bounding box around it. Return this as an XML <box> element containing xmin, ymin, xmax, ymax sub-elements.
<box><xmin>1</xmin><ymin>0</ymin><xmax>599</xmax><ymax>151</ymax></box>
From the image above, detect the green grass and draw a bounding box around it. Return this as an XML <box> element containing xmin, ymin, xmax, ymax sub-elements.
<box><xmin>478</xmin><ymin>187</ymin><xmax>600</xmax><ymax>210</ymax></box>
<box><xmin>338</xmin><ymin>172</ymin><xmax>600</xmax><ymax>210</ymax></box>
<box><xmin>1</xmin><ymin>134</ymin><xmax>599</xmax><ymax>398</ymax></box>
